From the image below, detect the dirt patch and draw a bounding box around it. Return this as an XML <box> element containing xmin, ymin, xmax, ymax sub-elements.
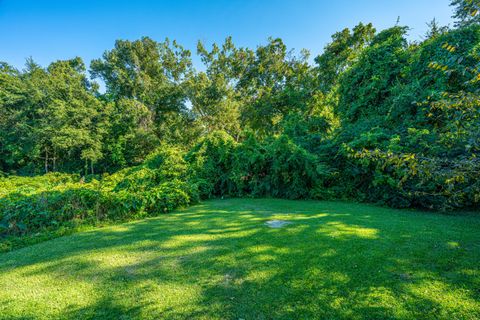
<box><xmin>265</xmin><ymin>220</ymin><xmax>292</xmax><ymax>228</ymax></box>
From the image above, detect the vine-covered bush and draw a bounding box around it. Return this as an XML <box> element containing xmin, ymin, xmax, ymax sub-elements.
<box><xmin>232</xmin><ymin>134</ymin><xmax>324</xmax><ymax>199</ymax></box>
<box><xmin>187</xmin><ymin>131</ymin><xmax>325</xmax><ymax>200</ymax></box>
<box><xmin>186</xmin><ymin>131</ymin><xmax>238</xmax><ymax>198</ymax></box>
<box><xmin>329</xmin><ymin>144</ymin><xmax>480</xmax><ymax>211</ymax></box>
<box><xmin>0</xmin><ymin>146</ymin><xmax>199</xmax><ymax>238</ymax></box>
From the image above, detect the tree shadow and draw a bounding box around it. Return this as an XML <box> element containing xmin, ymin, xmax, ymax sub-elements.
<box><xmin>1</xmin><ymin>199</ymin><xmax>479</xmax><ymax>319</ymax></box>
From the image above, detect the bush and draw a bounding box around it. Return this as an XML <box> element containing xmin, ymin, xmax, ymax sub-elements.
<box><xmin>0</xmin><ymin>145</ymin><xmax>199</xmax><ymax>239</ymax></box>
<box><xmin>232</xmin><ymin>134</ymin><xmax>324</xmax><ymax>199</ymax></box>
<box><xmin>334</xmin><ymin>145</ymin><xmax>480</xmax><ymax>210</ymax></box>
<box><xmin>186</xmin><ymin>131</ymin><xmax>238</xmax><ymax>198</ymax></box>
<box><xmin>187</xmin><ymin>131</ymin><xmax>325</xmax><ymax>200</ymax></box>
<box><xmin>0</xmin><ymin>185</ymin><xmax>103</xmax><ymax>236</ymax></box>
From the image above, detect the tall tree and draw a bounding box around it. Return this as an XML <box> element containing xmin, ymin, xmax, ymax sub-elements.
<box><xmin>90</xmin><ymin>37</ymin><xmax>194</xmax><ymax>166</ymax></box>
<box><xmin>337</xmin><ymin>26</ymin><xmax>410</xmax><ymax>123</ymax></box>
<box><xmin>188</xmin><ymin>37</ymin><xmax>244</xmax><ymax>138</ymax></box>
<box><xmin>0</xmin><ymin>62</ymin><xmax>32</xmax><ymax>173</ymax></box>
<box><xmin>236</xmin><ymin>38</ymin><xmax>314</xmax><ymax>134</ymax></box>
<box><xmin>451</xmin><ymin>0</ymin><xmax>480</xmax><ymax>27</ymax></box>
<box><xmin>32</xmin><ymin>58</ymin><xmax>106</xmax><ymax>173</ymax></box>
<box><xmin>0</xmin><ymin>58</ymin><xmax>106</xmax><ymax>174</ymax></box>
<box><xmin>315</xmin><ymin>23</ymin><xmax>376</xmax><ymax>93</ymax></box>
<box><xmin>90</xmin><ymin>37</ymin><xmax>192</xmax><ymax>128</ymax></box>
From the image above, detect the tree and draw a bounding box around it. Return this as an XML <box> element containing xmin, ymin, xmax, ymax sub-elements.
<box><xmin>315</xmin><ymin>23</ymin><xmax>376</xmax><ymax>92</ymax></box>
<box><xmin>188</xmin><ymin>37</ymin><xmax>243</xmax><ymax>138</ymax></box>
<box><xmin>101</xmin><ymin>98</ymin><xmax>159</xmax><ymax>169</ymax></box>
<box><xmin>425</xmin><ymin>18</ymin><xmax>449</xmax><ymax>39</ymax></box>
<box><xmin>187</xmin><ymin>72</ymin><xmax>241</xmax><ymax>138</ymax></box>
<box><xmin>236</xmin><ymin>38</ymin><xmax>314</xmax><ymax>134</ymax></box>
<box><xmin>32</xmin><ymin>58</ymin><xmax>106</xmax><ymax>173</ymax></box>
<box><xmin>451</xmin><ymin>0</ymin><xmax>480</xmax><ymax>27</ymax></box>
<box><xmin>90</xmin><ymin>37</ymin><xmax>192</xmax><ymax>128</ymax></box>
<box><xmin>337</xmin><ymin>26</ymin><xmax>410</xmax><ymax>124</ymax></box>
<box><xmin>0</xmin><ymin>62</ymin><xmax>32</xmax><ymax>173</ymax></box>
<box><xmin>90</xmin><ymin>37</ymin><xmax>195</xmax><ymax>165</ymax></box>
<box><xmin>0</xmin><ymin>58</ymin><xmax>106</xmax><ymax>174</ymax></box>
<box><xmin>193</xmin><ymin>37</ymin><xmax>316</xmax><ymax>137</ymax></box>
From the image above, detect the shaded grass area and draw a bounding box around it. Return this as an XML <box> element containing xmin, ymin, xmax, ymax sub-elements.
<box><xmin>0</xmin><ymin>199</ymin><xmax>479</xmax><ymax>319</ymax></box>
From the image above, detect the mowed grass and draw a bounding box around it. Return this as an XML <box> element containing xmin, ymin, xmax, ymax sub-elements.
<box><xmin>0</xmin><ymin>199</ymin><xmax>479</xmax><ymax>320</ymax></box>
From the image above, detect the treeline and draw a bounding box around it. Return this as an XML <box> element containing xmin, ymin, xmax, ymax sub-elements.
<box><xmin>1</xmin><ymin>0</ymin><xmax>480</xmax><ymax>213</ymax></box>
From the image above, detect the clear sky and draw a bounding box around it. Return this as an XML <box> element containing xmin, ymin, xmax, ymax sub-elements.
<box><xmin>0</xmin><ymin>0</ymin><xmax>454</xmax><ymax>71</ymax></box>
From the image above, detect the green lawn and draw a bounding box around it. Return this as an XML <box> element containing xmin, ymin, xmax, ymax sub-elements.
<box><xmin>1</xmin><ymin>199</ymin><xmax>479</xmax><ymax>319</ymax></box>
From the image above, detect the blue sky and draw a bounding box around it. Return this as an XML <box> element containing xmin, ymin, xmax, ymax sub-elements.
<box><xmin>0</xmin><ymin>0</ymin><xmax>454</xmax><ymax>71</ymax></box>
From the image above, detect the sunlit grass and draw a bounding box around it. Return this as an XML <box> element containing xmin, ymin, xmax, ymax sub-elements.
<box><xmin>0</xmin><ymin>199</ymin><xmax>479</xmax><ymax>319</ymax></box>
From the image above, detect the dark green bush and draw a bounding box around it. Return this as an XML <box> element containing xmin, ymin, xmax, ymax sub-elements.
<box><xmin>332</xmin><ymin>145</ymin><xmax>480</xmax><ymax>210</ymax></box>
<box><xmin>187</xmin><ymin>131</ymin><xmax>325</xmax><ymax>200</ymax></box>
<box><xmin>232</xmin><ymin>134</ymin><xmax>324</xmax><ymax>199</ymax></box>
<box><xmin>186</xmin><ymin>131</ymin><xmax>238</xmax><ymax>198</ymax></box>
<box><xmin>0</xmin><ymin>186</ymin><xmax>103</xmax><ymax>235</ymax></box>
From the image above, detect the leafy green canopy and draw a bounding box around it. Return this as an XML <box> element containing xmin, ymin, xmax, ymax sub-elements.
<box><xmin>0</xmin><ymin>58</ymin><xmax>105</xmax><ymax>174</ymax></box>
<box><xmin>452</xmin><ymin>0</ymin><xmax>480</xmax><ymax>27</ymax></box>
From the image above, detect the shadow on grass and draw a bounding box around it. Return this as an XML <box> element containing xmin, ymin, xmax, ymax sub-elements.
<box><xmin>1</xmin><ymin>199</ymin><xmax>479</xmax><ymax>319</ymax></box>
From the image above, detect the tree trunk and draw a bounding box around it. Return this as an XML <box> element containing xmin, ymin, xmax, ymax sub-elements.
<box><xmin>52</xmin><ymin>149</ymin><xmax>56</xmax><ymax>172</ymax></box>
<box><xmin>44</xmin><ymin>147</ymin><xmax>49</xmax><ymax>173</ymax></box>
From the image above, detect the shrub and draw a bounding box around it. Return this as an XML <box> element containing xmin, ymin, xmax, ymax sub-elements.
<box><xmin>186</xmin><ymin>131</ymin><xmax>238</xmax><ymax>198</ymax></box>
<box><xmin>0</xmin><ymin>145</ymin><xmax>199</xmax><ymax>239</ymax></box>
<box><xmin>0</xmin><ymin>185</ymin><xmax>103</xmax><ymax>236</ymax></box>
<box><xmin>335</xmin><ymin>145</ymin><xmax>480</xmax><ymax>210</ymax></box>
<box><xmin>233</xmin><ymin>135</ymin><xmax>324</xmax><ymax>199</ymax></box>
<box><xmin>187</xmin><ymin>132</ymin><xmax>325</xmax><ymax>200</ymax></box>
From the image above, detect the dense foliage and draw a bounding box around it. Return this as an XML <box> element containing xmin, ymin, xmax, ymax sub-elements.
<box><xmin>0</xmin><ymin>146</ymin><xmax>198</xmax><ymax>247</ymax></box>
<box><xmin>186</xmin><ymin>131</ymin><xmax>324</xmax><ymax>199</ymax></box>
<box><xmin>1</xmin><ymin>0</ymin><xmax>479</xmax><ymax>246</ymax></box>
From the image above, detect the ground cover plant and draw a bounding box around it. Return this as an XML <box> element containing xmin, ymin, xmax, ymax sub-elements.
<box><xmin>0</xmin><ymin>146</ymin><xmax>199</xmax><ymax>251</ymax></box>
<box><xmin>1</xmin><ymin>199</ymin><xmax>479</xmax><ymax>319</ymax></box>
